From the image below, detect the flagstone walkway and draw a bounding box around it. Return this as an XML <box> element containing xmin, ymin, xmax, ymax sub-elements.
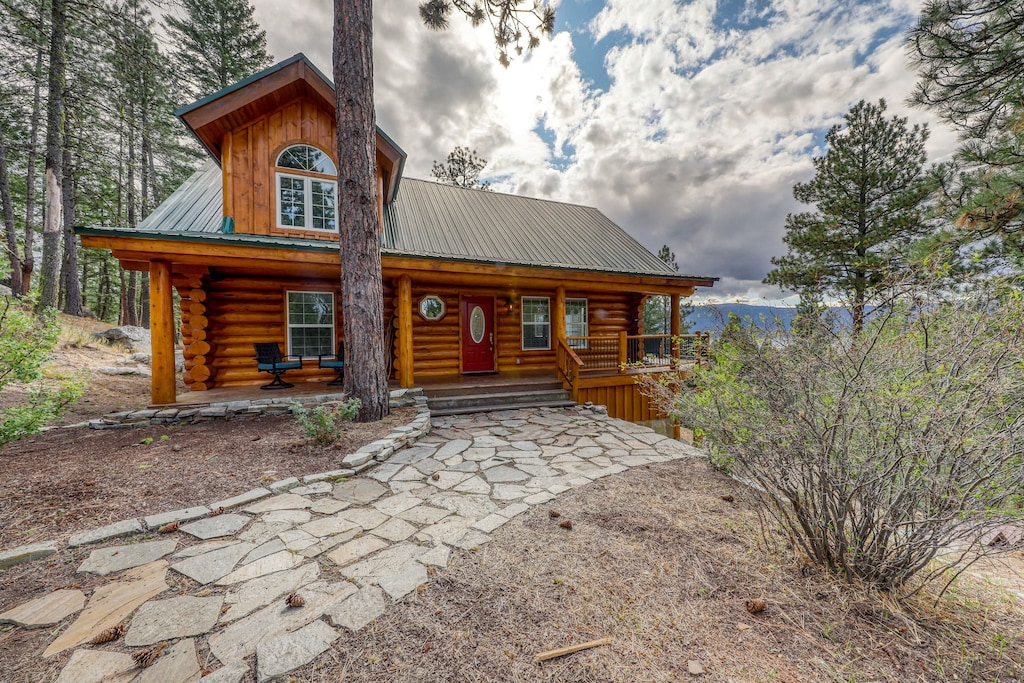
<box><xmin>0</xmin><ymin>406</ymin><xmax>699</xmax><ymax>683</ymax></box>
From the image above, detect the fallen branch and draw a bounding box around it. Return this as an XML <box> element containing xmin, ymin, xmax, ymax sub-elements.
<box><xmin>534</xmin><ymin>636</ymin><xmax>613</xmax><ymax>664</ymax></box>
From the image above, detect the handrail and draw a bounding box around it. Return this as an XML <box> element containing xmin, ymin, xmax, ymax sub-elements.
<box><xmin>556</xmin><ymin>337</ymin><xmax>584</xmax><ymax>392</ymax></box>
<box><xmin>564</xmin><ymin>333</ymin><xmax>710</xmax><ymax>371</ymax></box>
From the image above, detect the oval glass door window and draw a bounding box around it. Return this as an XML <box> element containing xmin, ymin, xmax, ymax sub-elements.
<box><xmin>469</xmin><ymin>306</ymin><xmax>486</xmax><ymax>343</ymax></box>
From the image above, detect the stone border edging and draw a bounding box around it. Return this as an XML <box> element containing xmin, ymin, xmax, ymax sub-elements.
<box><xmin>0</xmin><ymin>389</ymin><xmax>432</xmax><ymax>570</ymax></box>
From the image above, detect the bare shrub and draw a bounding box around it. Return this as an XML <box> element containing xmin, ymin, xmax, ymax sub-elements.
<box><xmin>643</xmin><ymin>285</ymin><xmax>1024</xmax><ymax>595</ymax></box>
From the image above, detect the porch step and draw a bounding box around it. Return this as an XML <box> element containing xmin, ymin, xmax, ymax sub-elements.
<box><xmin>430</xmin><ymin>400</ymin><xmax>578</xmax><ymax>417</ymax></box>
<box><xmin>424</xmin><ymin>379</ymin><xmax>565</xmax><ymax>399</ymax></box>
<box><xmin>427</xmin><ymin>388</ymin><xmax>572</xmax><ymax>412</ymax></box>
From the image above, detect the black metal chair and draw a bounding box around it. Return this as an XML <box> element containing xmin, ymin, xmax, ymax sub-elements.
<box><xmin>253</xmin><ymin>342</ymin><xmax>302</xmax><ymax>390</ymax></box>
<box><xmin>318</xmin><ymin>342</ymin><xmax>345</xmax><ymax>386</ymax></box>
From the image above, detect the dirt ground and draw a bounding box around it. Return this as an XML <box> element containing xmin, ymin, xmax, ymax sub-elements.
<box><xmin>0</xmin><ymin>315</ymin><xmax>1022</xmax><ymax>682</ymax></box>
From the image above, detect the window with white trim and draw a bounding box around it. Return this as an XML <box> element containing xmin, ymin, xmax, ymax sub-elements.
<box><xmin>521</xmin><ymin>296</ymin><xmax>550</xmax><ymax>350</ymax></box>
<box><xmin>286</xmin><ymin>291</ymin><xmax>334</xmax><ymax>357</ymax></box>
<box><xmin>565</xmin><ymin>298</ymin><xmax>588</xmax><ymax>348</ymax></box>
<box><xmin>276</xmin><ymin>144</ymin><xmax>337</xmax><ymax>231</ymax></box>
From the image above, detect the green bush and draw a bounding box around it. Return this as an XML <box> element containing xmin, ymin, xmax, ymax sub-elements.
<box><xmin>0</xmin><ymin>297</ymin><xmax>85</xmax><ymax>447</ymax></box>
<box><xmin>651</xmin><ymin>285</ymin><xmax>1024</xmax><ymax>596</ymax></box>
<box><xmin>290</xmin><ymin>398</ymin><xmax>362</xmax><ymax>445</ymax></box>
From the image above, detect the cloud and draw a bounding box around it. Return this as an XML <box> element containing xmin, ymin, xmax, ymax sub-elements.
<box><xmin>251</xmin><ymin>0</ymin><xmax>958</xmax><ymax>301</ymax></box>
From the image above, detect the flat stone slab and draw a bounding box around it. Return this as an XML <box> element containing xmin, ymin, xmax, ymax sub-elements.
<box><xmin>144</xmin><ymin>506</ymin><xmax>210</xmax><ymax>530</ymax></box>
<box><xmin>0</xmin><ymin>589</ymin><xmax>86</xmax><ymax>628</ymax></box>
<box><xmin>299</xmin><ymin>514</ymin><xmax>360</xmax><ymax>538</ymax></box>
<box><xmin>471</xmin><ymin>513</ymin><xmax>510</xmax><ymax>533</ymax></box>
<box><xmin>44</xmin><ymin>560</ymin><xmax>169</xmax><ymax>657</ymax></box>
<box><xmin>310</xmin><ymin>498</ymin><xmax>349</xmax><ymax>515</ymax></box>
<box><xmin>172</xmin><ymin>539</ymin><xmax>240</xmax><ymax>559</ymax></box>
<box><xmin>325</xmin><ymin>585</ymin><xmax>386</xmax><ymax>631</ymax></box>
<box><xmin>179</xmin><ymin>514</ymin><xmax>250</xmax><ymax>539</ymax></box>
<box><xmin>453</xmin><ymin>475</ymin><xmax>491</xmax><ymax>495</ymax></box>
<box><xmin>76</xmin><ymin>539</ymin><xmax>177</xmax><ymax>578</ymax></box>
<box><xmin>333</xmin><ymin>479</ymin><xmax>387</xmax><ymax>504</ymax></box>
<box><xmin>326</xmin><ymin>536</ymin><xmax>389</xmax><ymax>567</ymax></box>
<box><xmin>371</xmin><ymin>517</ymin><xmax>418</xmax><ymax>542</ymax></box>
<box><xmin>215</xmin><ymin>550</ymin><xmax>303</xmax><ymax>585</ymax></box>
<box><xmin>136</xmin><ymin>638</ymin><xmax>200</xmax><ymax>683</ymax></box>
<box><xmin>171</xmin><ymin>541</ymin><xmax>255</xmax><ymax>585</ymax></box>
<box><xmin>342</xmin><ymin>508</ymin><xmax>390</xmax><ymax>530</ymax></box>
<box><xmin>256</xmin><ymin>619</ymin><xmax>339</xmax><ymax>682</ymax></box>
<box><xmin>221</xmin><ymin>562</ymin><xmax>320</xmax><ymax>622</ymax></box>
<box><xmin>68</xmin><ymin>519</ymin><xmax>142</xmax><ymax>548</ymax></box>
<box><xmin>54</xmin><ymin>649</ymin><xmax>136</xmax><ymax>683</ymax></box>
<box><xmin>210</xmin><ymin>487</ymin><xmax>272</xmax><ymax>510</ymax></box>
<box><xmin>238</xmin><ymin>520</ymin><xmax>294</xmax><ymax>545</ymax></box>
<box><xmin>243</xmin><ymin>493</ymin><xmax>313</xmax><ymax>514</ymax></box>
<box><xmin>378</xmin><ymin>560</ymin><xmax>429</xmax><ymax>600</ymax></box>
<box><xmin>196</xmin><ymin>663</ymin><xmax>248</xmax><ymax>683</ymax></box>
<box><xmin>0</xmin><ymin>541</ymin><xmax>56</xmax><ymax>569</ymax></box>
<box><xmin>372</xmin><ymin>492</ymin><xmax>423</xmax><ymax>516</ymax></box>
<box><xmin>397</xmin><ymin>505</ymin><xmax>451</xmax><ymax>525</ymax></box>
<box><xmin>125</xmin><ymin>594</ymin><xmax>224</xmax><ymax>646</ymax></box>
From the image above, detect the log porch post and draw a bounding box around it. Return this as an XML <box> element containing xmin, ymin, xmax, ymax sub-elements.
<box><xmin>553</xmin><ymin>285</ymin><xmax>566</xmax><ymax>348</ymax></box>
<box><xmin>670</xmin><ymin>293</ymin><xmax>681</xmax><ymax>358</ymax></box>
<box><xmin>149</xmin><ymin>260</ymin><xmax>176</xmax><ymax>405</ymax></box>
<box><xmin>398</xmin><ymin>274</ymin><xmax>414</xmax><ymax>388</ymax></box>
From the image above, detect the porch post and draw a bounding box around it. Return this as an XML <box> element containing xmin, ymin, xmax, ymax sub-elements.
<box><xmin>553</xmin><ymin>285</ymin><xmax>566</xmax><ymax>348</ymax></box>
<box><xmin>398</xmin><ymin>274</ymin><xmax>414</xmax><ymax>388</ymax></box>
<box><xmin>149</xmin><ymin>260</ymin><xmax>176</xmax><ymax>405</ymax></box>
<box><xmin>670</xmin><ymin>293</ymin><xmax>681</xmax><ymax>360</ymax></box>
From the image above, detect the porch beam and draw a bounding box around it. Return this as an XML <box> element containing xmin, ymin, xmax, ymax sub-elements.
<box><xmin>149</xmin><ymin>260</ymin><xmax>177</xmax><ymax>405</ymax></box>
<box><xmin>398</xmin><ymin>274</ymin><xmax>414</xmax><ymax>388</ymax></box>
<box><xmin>553</xmin><ymin>285</ymin><xmax>566</xmax><ymax>348</ymax></box>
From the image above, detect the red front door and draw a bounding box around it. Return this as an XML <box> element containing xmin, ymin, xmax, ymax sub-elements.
<box><xmin>461</xmin><ymin>296</ymin><xmax>495</xmax><ymax>373</ymax></box>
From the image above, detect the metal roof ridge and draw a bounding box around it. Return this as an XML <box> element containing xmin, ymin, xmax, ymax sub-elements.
<box><xmin>400</xmin><ymin>177</ymin><xmax>606</xmax><ymax>213</ymax></box>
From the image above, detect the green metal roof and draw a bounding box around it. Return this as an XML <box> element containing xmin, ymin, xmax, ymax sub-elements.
<box><xmin>103</xmin><ymin>163</ymin><xmax>716</xmax><ymax>282</ymax></box>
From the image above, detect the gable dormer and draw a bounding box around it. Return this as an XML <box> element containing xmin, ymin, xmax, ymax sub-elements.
<box><xmin>174</xmin><ymin>54</ymin><xmax>406</xmax><ymax>240</ymax></box>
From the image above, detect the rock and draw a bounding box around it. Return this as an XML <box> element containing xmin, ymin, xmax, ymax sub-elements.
<box><xmin>341</xmin><ymin>508</ymin><xmax>389</xmax><ymax>530</ymax></box>
<box><xmin>367</xmin><ymin>463</ymin><xmax>402</xmax><ymax>482</ymax></box>
<box><xmin>124</xmin><ymin>595</ymin><xmax>224</xmax><ymax>646</ymax></box>
<box><xmin>471</xmin><ymin>514</ymin><xmax>510</xmax><ymax>533</ymax></box>
<box><xmin>340</xmin><ymin>451</ymin><xmax>372</xmax><ymax>468</ymax></box>
<box><xmin>397</xmin><ymin>505</ymin><xmax>451</xmax><ymax>525</ymax></box>
<box><xmin>483</xmin><ymin>465</ymin><xmax>530</xmax><ymax>483</ymax></box>
<box><xmin>302</xmin><ymin>469</ymin><xmax>355</xmax><ymax>484</ymax></box>
<box><xmin>333</xmin><ymin>479</ymin><xmax>387</xmax><ymax>504</ymax></box>
<box><xmin>434</xmin><ymin>439</ymin><xmax>472</xmax><ymax>459</ymax></box>
<box><xmin>453</xmin><ymin>476</ymin><xmax>491</xmax><ymax>495</ymax></box>
<box><xmin>221</xmin><ymin>562</ymin><xmax>321</xmax><ymax>622</ymax></box>
<box><xmin>417</xmin><ymin>545</ymin><xmax>451</xmax><ymax>568</ymax></box>
<box><xmin>68</xmin><ymin>519</ymin><xmax>142</xmax><ymax>548</ymax></box>
<box><xmin>77</xmin><ymin>539</ymin><xmax>177</xmax><ymax>576</ymax></box>
<box><xmin>0</xmin><ymin>589</ymin><xmax>86</xmax><ymax>628</ymax></box>
<box><xmin>326</xmin><ymin>536</ymin><xmax>389</xmax><ymax>568</ymax></box>
<box><xmin>143</xmin><ymin>506</ymin><xmax>211</xmax><ymax>531</ymax></box>
<box><xmin>215</xmin><ymin>550</ymin><xmax>303</xmax><ymax>585</ymax></box>
<box><xmin>172</xmin><ymin>540</ymin><xmax>240</xmax><ymax>559</ymax></box>
<box><xmin>299</xmin><ymin>514</ymin><xmax>360</xmax><ymax>538</ymax></box>
<box><xmin>171</xmin><ymin>542</ymin><xmax>255</xmax><ymax>585</ymax></box>
<box><xmin>242</xmin><ymin>539</ymin><xmax>286</xmax><ymax>565</ymax></box>
<box><xmin>496</xmin><ymin>502</ymin><xmax>531</xmax><ymax>518</ymax></box>
<box><xmin>371</xmin><ymin>493</ymin><xmax>423</xmax><ymax>517</ymax></box>
<box><xmin>688</xmin><ymin>660</ymin><xmax>705</xmax><ymax>675</ymax></box>
<box><xmin>278</xmin><ymin>529</ymin><xmax>319</xmax><ymax>552</ymax></box>
<box><xmin>242</xmin><ymin>493</ymin><xmax>313</xmax><ymax>514</ymax></box>
<box><xmin>290</xmin><ymin>481</ymin><xmax>333</xmax><ymax>496</ymax></box>
<box><xmin>309</xmin><ymin>498</ymin><xmax>349</xmax><ymax>515</ymax></box>
<box><xmin>426</xmin><ymin>470</ymin><xmax>472</xmax><ymax>490</ymax></box>
<box><xmin>370</xmin><ymin>518</ymin><xmax>417</xmax><ymax>542</ymax></box>
<box><xmin>238</xmin><ymin>521</ymin><xmax>294</xmax><ymax>545</ymax></box>
<box><xmin>377</xmin><ymin>561</ymin><xmax>429</xmax><ymax>600</ymax></box>
<box><xmin>54</xmin><ymin>649</ymin><xmax>136</xmax><ymax>683</ymax></box>
<box><xmin>325</xmin><ymin>585</ymin><xmax>386</xmax><ymax>631</ymax></box>
<box><xmin>44</xmin><ymin>560</ymin><xmax>169</xmax><ymax>657</ymax></box>
<box><xmin>92</xmin><ymin>325</ymin><xmax>150</xmax><ymax>350</ymax></box>
<box><xmin>0</xmin><ymin>541</ymin><xmax>56</xmax><ymax>569</ymax></box>
<box><xmin>198</xmin><ymin>663</ymin><xmax>248</xmax><ymax>683</ymax></box>
<box><xmin>135</xmin><ymin>638</ymin><xmax>201</xmax><ymax>683</ymax></box>
<box><xmin>255</xmin><ymin>620</ymin><xmax>339</xmax><ymax>682</ymax></box>
<box><xmin>261</xmin><ymin>509</ymin><xmax>312</xmax><ymax>525</ymax></box>
<box><xmin>268</xmin><ymin>477</ymin><xmax>299</xmax><ymax>492</ymax></box>
<box><xmin>179</xmin><ymin>514</ymin><xmax>250</xmax><ymax>540</ymax></box>
<box><xmin>209</xmin><ymin>488</ymin><xmax>272</xmax><ymax>510</ymax></box>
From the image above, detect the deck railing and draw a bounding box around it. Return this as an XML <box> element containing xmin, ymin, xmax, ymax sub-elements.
<box><xmin>561</xmin><ymin>332</ymin><xmax>710</xmax><ymax>376</ymax></box>
<box><xmin>555</xmin><ymin>338</ymin><xmax>584</xmax><ymax>397</ymax></box>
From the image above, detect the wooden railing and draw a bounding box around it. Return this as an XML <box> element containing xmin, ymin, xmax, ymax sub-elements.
<box><xmin>565</xmin><ymin>333</ymin><xmax>710</xmax><ymax>373</ymax></box>
<box><xmin>556</xmin><ymin>338</ymin><xmax>584</xmax><ymax>397</ymax></box>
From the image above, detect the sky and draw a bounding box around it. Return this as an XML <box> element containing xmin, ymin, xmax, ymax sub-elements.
<box><xmin>249</xmin><ymin>0</ymin><xmax>959</xmax><ymax>304</ymax></box>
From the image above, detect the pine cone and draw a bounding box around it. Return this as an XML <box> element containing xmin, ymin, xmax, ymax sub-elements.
<box><xmin>720</xmin><ymin>494</ymin><xmax>735</xmax><ymax>503</ymax></box>
<box><xmin>558</xmin><ymin>520</ymin><xmax>573</xmax><ymax>530</ymax></box>
<box><xmin>132</xmin><ymin>641</ymin><xmax>167</xmax><ymax>668</ymax></box>
<box><xmin>89</xmin><ymin>624</ymin><xmax>124</xmax><ymax>644</ymax></box>
<box><xmin>285</xmin><ymin>592</ymin><xmax>305</xmax><ymax>608</ymax></box>
<box><xmin>431</xmin><ymin>473</ymin><xmax>440</xmax><ymax>481</ymax></box>
<box><xmin>745</xmin><ymin>599</ymin><xmax>766</xmax><ymax>614</ymax></box>
<box><xmin>157</xmin><ymin>521</ymin><xmax>180</xmax><ymax>534</ymax></box>
<box><xmin>208</xmin><ymin>507</ymin><xmax>225</xmax><ymax>517</ymax></box>
<box><xmin>548</xmin><ymin>509</ymin><xmax>561</xmax><ymax>518</ymax></box>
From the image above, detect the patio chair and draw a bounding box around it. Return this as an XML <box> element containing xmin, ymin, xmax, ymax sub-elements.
<box><xmin>253</xmin><ymin>342</ymin><xmax>302</xmax><ymax>390</ymax></box>
<box><xmin>318</xmin><ymin>342</ymin><xmax>345</xmax><ymax>386</ymax></box>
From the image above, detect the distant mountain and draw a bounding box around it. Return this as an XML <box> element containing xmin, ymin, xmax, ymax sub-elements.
<box><xmin>685</xmin><ymin>303</ymin><xmax>797</xmax><ymax>332</ymax></box>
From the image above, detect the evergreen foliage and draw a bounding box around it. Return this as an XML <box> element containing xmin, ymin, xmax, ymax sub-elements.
<box><xmin>431</xmin><ymin>146</ymin><xmax>491</xmax><ymax>190</ymax></box>
<box><xmin>419</xmin><ymin>0</ymin><xmax>555</xmax><ymax>66</ymax></box>
<box><xmin>164</xmin><ymin>0</ymin><xmax>273</xmax><ymax>102</ymax></box>
<box><xmin>765</xmin><ymin>100</ymin><xmax>933</xmax><ymax>332</ymax></box>
<box><xmin>643</xmin><ymin>245</ymin><xmax>692</xmax><ymax>335</ymax></box>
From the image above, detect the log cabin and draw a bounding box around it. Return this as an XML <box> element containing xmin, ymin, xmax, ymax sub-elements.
<box><xmin>78</xmin><ymin>54</ymin><xmax>717</xmax><ymax>424</ymax></box>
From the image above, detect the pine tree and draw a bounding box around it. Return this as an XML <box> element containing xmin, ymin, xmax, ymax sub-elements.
<box><xmin>431</xmin><ymin>146</ymin><xmax>491</xmax><ymax>190</ymax></box>
<box><xmin>643</xmin><ymin>245</ymin><xmax>692</xmax><ymax>335</ymax></box>
<box><xmin>765</xmin><ymin>100</ymin><xmax>933</xmax><ymax>333</ymax></box>
<box><xmin>164</xmin><ymin>0</ymin><xmax>273</xmax><ymax>102</ymax></box>
<box><xmin>333</xmin><ymin>0</ymin><xmax>554</xmax><ymax>421</ymax></box>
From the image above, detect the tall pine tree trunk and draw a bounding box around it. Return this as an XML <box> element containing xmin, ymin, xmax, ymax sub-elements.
<box><xmin>0</xmin><ymin>121</ymin><xmax>23</xmax><ymax>295</ymax></box>
<box><xmin>23</xmin><ymin>18</ymin><xmax>45</xmax><ymax>293</ymax></box>
<box><xmin>38</xmin><ymin>0</ymin><xmax>66</xmax><ymax>312</ymax></box>
<box><xmin>334</xmin><ymin>0</ymin><xmax>388</xmax><ymax>421</ymax></box>
<box><xmin>61</xmin><ymin>147</ymin><xmax>82</xmax><ymax>315</ymax></box>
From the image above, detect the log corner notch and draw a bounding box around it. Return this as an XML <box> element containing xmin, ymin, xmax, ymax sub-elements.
<box><xmin>149</xmin><ymin>260</ymin><xmax>176</xmax><ymax>405</ymax></box>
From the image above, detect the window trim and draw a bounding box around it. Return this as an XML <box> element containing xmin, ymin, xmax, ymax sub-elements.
<box><xmin>275</xmin><ymin>171</ymin><xmax>338</xmax><ymax>232</ymax></box>
<box><xmin>285</xmin><ymin>290</ymin><xmax>335</xmax><ymax>358</ymax></box>
<box><xmin>521</xmin><ymin>296</ymin><xmax>551</xmax><ymax>351</ymax></box>
<box><xmin>565</xmin><ymin>297</ymin><xmax>588</xmax><ymax>349</ymax></box>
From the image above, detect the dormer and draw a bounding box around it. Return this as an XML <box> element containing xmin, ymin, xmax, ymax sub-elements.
<box><xmin>174</xmin><ymin>53</ymin><xmax>406</xmax><ymax>240</ymax></box>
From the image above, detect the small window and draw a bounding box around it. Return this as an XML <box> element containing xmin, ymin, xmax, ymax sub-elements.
<box><xmin>522</xmin><ymin>296</ymin><xmax>550</xmax><ymax>350</ymax></box>
<box><xmin>566</xmin><ymin>298</ymin><xmax>588</xmax><ymax>349</ymax></box>
<box><xmin>276</xmin><ymin>144</ymin><xmax>337</xmax><ymax>231</ymax></box>
<box><xmin>286</xmin><ymin>291</ymin><xmax>335</xmax><ymax>357</ymax></box>
<box><xmin>418</xmin><ymin>295</ymin><xmax>446</xmax><ymax>321</ymax></box>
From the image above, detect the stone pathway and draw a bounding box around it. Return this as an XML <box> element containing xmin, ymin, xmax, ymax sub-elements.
<box><xmin>0</xmin><ymin>406</ymin><xmax>699</xmax><ymax>683</ymax></box>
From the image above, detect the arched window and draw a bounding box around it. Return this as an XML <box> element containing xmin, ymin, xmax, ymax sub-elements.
<box><xmin>275</xmin><ymin>144</ymin><xmax>338</xmax><ymax>231</ymax></box>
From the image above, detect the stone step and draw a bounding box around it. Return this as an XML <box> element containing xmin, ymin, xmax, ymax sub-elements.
<box><xmin>429</xmin><ymin>400</ymin><xmax>578</xmax><ymax>417</ymax></box>
<box><xmin>422</xmin><ymin>379</ymin><xmax>564</xmax><ymax>399</ymax></box>
<box><xmin>427</xmin><ymin>389</ymin><xmax>571</xmax><ymax>411</ymax></box>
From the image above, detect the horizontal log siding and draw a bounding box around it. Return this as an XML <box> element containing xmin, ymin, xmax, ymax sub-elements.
<box><xmin>575</xmin><ymin>383</ymin><xmax>663</xmax><ymax>422</ymax></box>
<box><xmin>394</xmin><ymin>283</ymin><xmax>642</xmax><ymax>379</ymax></box>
